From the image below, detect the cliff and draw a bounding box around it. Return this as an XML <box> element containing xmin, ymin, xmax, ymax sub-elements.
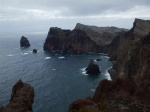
<box><xmin>44</xmin><ymin>28</ymin><xmax>101</xmax><ymax>54</ymax></box>
<box><xmin>75</xmin><ymin>23</ymin><xmax>127</xmax><ymax>46</ymax></box>
<box><xmin>69</xmin><ymin>18</ymin><xmax>150</xmax><ymax>112</ymax></box>
<box><xmin>0</xmin><ymin>80</ymin><xmax>34</xmax><ymax>112</ymax></box>
<box><xmin>112</xmin><ymin>18</ymin><xmax>150</xmax><ymax>77</ymax></box>
<box><xmin>44</xmin><ymin>24</ymin><xmax>127</xmax><ymax>54</ymax></box>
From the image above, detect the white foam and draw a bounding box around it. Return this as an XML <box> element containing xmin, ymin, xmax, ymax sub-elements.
<box><xmin>45</xmin><ymin>57</ymin><xmax>51</xmax><ymax>60</ymax></box>
<box><xmin>21</xmin><ymin>53</ymin><xmax>28</xmax><ymax>55</ymax></box>
<box><xmin>7</xmin><ymin>55</ymin><xmax>14</xmax><ymax>57</ymax></box>
<box><xmin>55</xmin><ymin>54</ymin><xmax>58</xmax><ymax>55</ymax></box>
<box><xmin>104</xmin><ymin>67</ymin><xmax>112</xmax><ymax>80</ymax></box>
<box><xmin>58</xmin><ymin>56</ymin><xmax>65</xmax><ymax>59</ymax></box>
<box><xmin>91</xmin><ymin>89</ymin><xmax>95</xmax><ymax>92</ymax></box>
<box><xmin>81</xmin><ymin>68</ymin><xmax>89</xmax><ymax>76</ymax></box>
<box><xmin>52</xmin><ymin>69</ymin><xmax>56</xmax><ymax>70</ymax></box>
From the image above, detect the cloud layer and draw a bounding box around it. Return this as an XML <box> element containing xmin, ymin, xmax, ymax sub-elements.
<box><xmin>0</xmin><ymin>0</ymin><xmax>150</xmax><ymax>36</ymax></box>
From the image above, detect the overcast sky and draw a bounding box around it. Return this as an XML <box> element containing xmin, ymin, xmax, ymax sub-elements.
<box><xmin>0</xmin><ymin>0</ymin><xmax>150</xmax><ymax>36</ymax></box>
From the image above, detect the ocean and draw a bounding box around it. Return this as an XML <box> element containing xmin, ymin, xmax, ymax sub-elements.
<box><xmin>0</xmin><ymin>34</ymin><xmax>112</xmax><ymax>112</ymax></box>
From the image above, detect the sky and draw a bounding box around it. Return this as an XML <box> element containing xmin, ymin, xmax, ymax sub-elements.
<box><xmin>0</xmin><ymin>0</ymin><xmax>150</xmax><ymax>36</ymax></box>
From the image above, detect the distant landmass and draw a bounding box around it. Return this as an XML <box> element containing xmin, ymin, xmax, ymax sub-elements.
<box><xmin>43</xmin><ymin>23</ymin><xmax>127</xmax><ymax>54</ymax></box>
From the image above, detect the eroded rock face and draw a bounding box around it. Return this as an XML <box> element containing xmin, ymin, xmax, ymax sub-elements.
<box><xmin>86</xmin><ymin>59</ymin><xmax>100</xmax><ymax>75</ymax></box>
<box><xmin>69</xmin><ymin>18</ymin><xmax>150</xmax><ymax>112</ymax></box>
<box><xmin>75</xmin><ymin>23</ymin><xmax>127</xmax><ymax>46</ymax></box>
<box><xmin>1</xmin><ymin>80</ymin><xmax>34</xmax><ymax>112</ymax></box>
<box><xmin>44</xmin><ymin>27</ymin><xmax>101</xmax><ymax>54</ymax></box>
<box><xmin>20</xmin><ymin>36</ymin><xmax>30</xmax><ymax>47</ymax></box>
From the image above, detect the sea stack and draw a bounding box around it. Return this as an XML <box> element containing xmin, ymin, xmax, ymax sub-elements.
<box><xmin>86</xmin><ymin>59</ymin><xmax>100</xmax><ymax>75</ymax></box>
<box><xmin>20</xmin><ymin>36</ymin><xmax>30</xmax><ymax>47</ymax></box>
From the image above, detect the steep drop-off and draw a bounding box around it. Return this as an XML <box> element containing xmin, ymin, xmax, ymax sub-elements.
<box><xmin>44</xmin><ymin>28</ymin><xmax>101</xmax><ymax>54</ymax></box>
<box><xmin>75</xmin><ymin>23</ymin><xmax>127</xmax><ymax>46</ymax></box>
<box><xmin>69</xmin><ymin>18</ymin><xmax>150</xmax><ymax>112</ymax></box>
<box><xmin>44</xmin><ymin>24</ymin><xmax>127</xmax><ymax>54</ymax></box>
<box><xmin>0</xmin><ymin>80</ymin><xmax>34</xmax><ymax>112</ymax></box>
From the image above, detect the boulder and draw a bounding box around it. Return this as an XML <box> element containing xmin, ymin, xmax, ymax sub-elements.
<box><xmin>86</xmin><ymin>59</ymin><xmax>100</xmax><ymax>75</ymax></box>
<box><xmin>96</xmin><ymin>59</ymin><xmax>102</xmax><ymax>61</ymax></box>
<box><xmin>1</xmin><ymin>80</ymin><xmax>34</xmax><ymax>112</ymax></box>
<box><xmin>20</xmin><ymin>36</ymin><xmax>30</xmax><ymax>47</ymax></box>
<box><xmin>33</xmin><ymin>49</ymin><xmax>37</xmax><ymax>53</ymax></box>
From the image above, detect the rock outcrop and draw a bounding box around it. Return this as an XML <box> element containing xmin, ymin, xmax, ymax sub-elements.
<box><xmin>86</xmin><ymin>59</ymin><xmax>100</xmax><ymax>75</ymax></box>
<box><xmin>1</xmin><ymin>80</ymin><xmax>34</xmax><ymax>112</ymax></box>
<box><xmin>33</xmin><ymin>49</ymin><xmax>37</xmax><ymax>53</ymax></box>
<box><xmin>69</xmin><ymin>18</ymin><xmax>150</xmax><ymax>112</ymax></box>
<box><xmin>75</xmin><ymin>23</ymin><xmax>127</xmax><ymax>46</ymax></box>
<box><xmin>20</xmin><ymin>36</ymin><xmax>30</xmax><ymax>47</ymax></box>
<box><xmin>44</xmin><ymin>24</ymin><xmax>127</xmax><ymax>54</ymax></box>
<box><xmin>44</xmin><ymin>28</ymin><xmax>101</xmax><ymax>54</ymax></box>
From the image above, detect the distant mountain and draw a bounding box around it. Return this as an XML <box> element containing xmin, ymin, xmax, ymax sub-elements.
<box><xmin>75</xmin><ymin>23</ymin><xmax>127</xmax><ymax>46</ymax></box>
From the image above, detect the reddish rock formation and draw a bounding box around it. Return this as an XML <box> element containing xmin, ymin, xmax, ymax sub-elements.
<box><xmin>1</xmin><ymin>80</ymin><xmax>34</xmax><ymax>112</ymax></box>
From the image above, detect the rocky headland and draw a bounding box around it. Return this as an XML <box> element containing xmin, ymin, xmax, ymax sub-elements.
<box><xmin>20</xmin><ymin>36</ymin><xmax>30</xmax><ymax>47</ymax></box>
<box><xmin>43</xmin><ymin>24</ymin><xmax>126</xmax><ymax>55</ymax></box>
<box><xmin>69</xmin><ymin>19</ymin><xmax>150</xmax><ymax>112</ymax></box>
<box><xmin>0</xmin><ymin>80</ymin><xmax>34</xmax><ymax>112</ymax></box>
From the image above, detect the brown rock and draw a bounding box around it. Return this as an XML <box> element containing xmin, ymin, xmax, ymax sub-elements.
<box><xmin>1</xmin><ymin>80</ymin><xmax>34</xmax><ymax>112</ymax></box>
<box><xmin>69</xmin><ymin>98</ymin><xmax>96</xmax><ymax>112</ymax></box>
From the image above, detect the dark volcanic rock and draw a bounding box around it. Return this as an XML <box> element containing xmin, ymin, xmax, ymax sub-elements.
<box><xmin>44</xmin><ymin>27</ymin><xmax>101</xmax><ymax>54</ymax></box>
<box><xmin>33</xmin><ymin>49</ymin><xmax>37</xmax><ymax>53</ymax></box>
<box><xmin>1</xmin><ymin>80</ymin><xmax>34</xmax><ymax>112</ymax></box>
<box><xmin>68</xmin><ymin>19</ymin><xmax>150</xmax><ymax>112</ymax></box>
<box><xmin>20</xmin><ymin>36</ymin><xmax>30</xmax><ymax>47</ymax></box>
<box><xmin>96</xmin><ymin>59</ymin><xmax>102</xmax><ymax>61</ymax></box>
<box><xmin>86</xmin><ymin>59</ymin><xmax>100</xmax><ymax>75</ymax></box>
<box><xmin>75</xmin><ymin>23</ymin><xmax>127</xmax><ymax>46</ymax></box>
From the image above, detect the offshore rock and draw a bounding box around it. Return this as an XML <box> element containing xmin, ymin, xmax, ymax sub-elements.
<box><xmin>33</xmin><ymin>49</ymin><xmax>37</xmax><ymax>53</ymax></box>
<box><xmin>1</xmin><ymin>80</ymin><xmax>34</xmax><ymax>112</ymax></box>
<box><xmin>86</xmin><ymin>59</ymin><xmax>100</xmax><ymax>75</ymax></box>
<box><xmin>20</xmin><ymin>36</ymin><xmax>30</xmax><ymax>47</ymax></box>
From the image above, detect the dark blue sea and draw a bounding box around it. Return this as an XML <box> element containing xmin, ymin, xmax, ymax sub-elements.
<box><xmin>0</xmin><ymin>34</ymin><xmax>112</xmax><ymax>112</ymax></box>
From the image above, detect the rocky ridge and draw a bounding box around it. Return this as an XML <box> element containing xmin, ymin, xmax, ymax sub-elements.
<box><xmin>44</xmin><ymin>24</ymin><xmax>127</xmax><ymax>54</ymax></box>
<box><xmin>0</xmin><ymin>80</ymin><xmax>34</xmax><ymax>112</ymax></box>
<box><xmin>69</xmin><ymin>18</ymin><xmax>150</xmax><ymax>112</ymax></box>
<box><xmin>44</xmin><ymin>28</ymin><xmax>101</xmax><ymax>54</ymax></box>
<box><xmin>75</xmin><ymin>23</ymin><xmax>127</xmax><ymax>46</ymax></box>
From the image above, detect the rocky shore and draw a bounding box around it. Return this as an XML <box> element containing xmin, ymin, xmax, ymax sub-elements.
<box><xmin>69</xmin><ymin>19</ymin><xmax>150</xmax><ymax>112</ymax></box>
<box><xmin>0</xmin><ymin>80</ymin><xmax>34</xmax><ymax>112</ymax></box>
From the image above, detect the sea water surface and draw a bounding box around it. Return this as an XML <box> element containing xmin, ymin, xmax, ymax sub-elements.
<box><xmin>0</xmin><ymin>34</ymin><xmax>112</xmax><ymax>112</ymax></box>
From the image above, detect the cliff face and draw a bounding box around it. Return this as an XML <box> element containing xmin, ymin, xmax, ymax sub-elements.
<box><xmin>44</xmin><ymin>27</ymin><xmax>101</xmax><ymax>54</ymax></box>
<box><xmin>1</xmin><ymin>80</ymin><xmax>34</xmax><ymax>112</ymax></box>
<box><xmin>112</xmin><ymin>18</ymin><xmax>150</xmax><ymax>78</ymax></box>
<box><xmin>69</xmin><ymin>18</ymin><xmax>150</xmax><ymax>112</ymax></box>
<box><xmin>75</xmin><ymin>23</ymin><xmax>127</xmax><ymax>46</ymax></box>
